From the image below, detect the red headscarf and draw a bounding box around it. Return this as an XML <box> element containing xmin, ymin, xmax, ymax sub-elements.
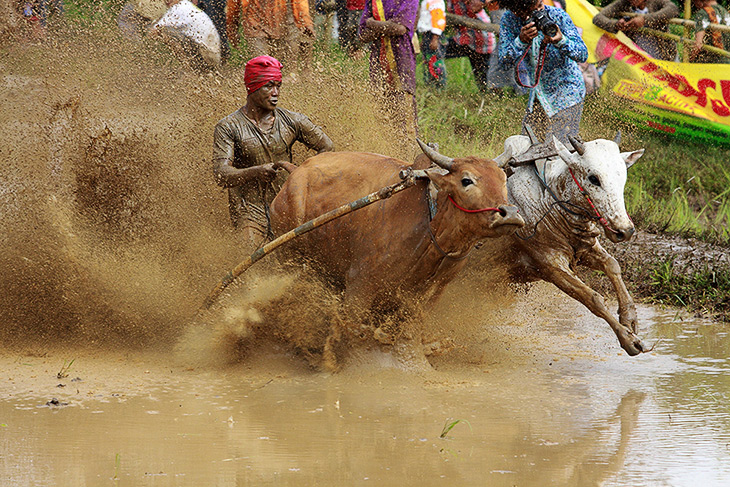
<box><xmin>244</xmin><ymin>56</ymin><xmax>283</xmax><ymax>95</ymax></box>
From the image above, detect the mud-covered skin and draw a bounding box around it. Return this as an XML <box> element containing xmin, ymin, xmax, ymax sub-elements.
<box><xmin>496</xmin><ymin>135</ymin><xmax>645</xmax><ymax>356</ymax></box>
<box><xmin>270</xmin><ymin>150</ymin><xmax>524</xmax><ymax>367</ymax></box>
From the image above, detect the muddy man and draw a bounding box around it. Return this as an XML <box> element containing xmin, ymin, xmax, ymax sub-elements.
<box><xmin>212</xmin><ymin>55</ymin><xmax>333</xmax><ymax>250</ymax></box>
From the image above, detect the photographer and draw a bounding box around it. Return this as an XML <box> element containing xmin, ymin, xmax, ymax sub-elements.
<box><xmin>592</xmin><ymin>0</ymin><xmax>678</xmax><ymax>60</ymax></box>
<box><xmin>498</xmin><ymin>0</ymin><xmax>587</xmax><ymax>144</ymax></box>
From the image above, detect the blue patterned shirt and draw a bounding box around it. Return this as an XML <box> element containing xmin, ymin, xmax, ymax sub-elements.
<box><xmin>498</xmin><ymin>5</ymin><xmax>588</xmax><ymax>117</ymax></box>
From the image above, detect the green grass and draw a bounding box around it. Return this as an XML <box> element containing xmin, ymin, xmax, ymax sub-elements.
<box><xmin>644</xmin><ymin>260</ymin><xmax>730</xmax><ymax>314</ymax></box>
<box><xmin>439</xmin><ymin>418</ymin><xmax>472</xmax><ymax>438</ymax></box>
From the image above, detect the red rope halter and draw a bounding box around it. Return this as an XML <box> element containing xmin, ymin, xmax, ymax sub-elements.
<box><xmin>448</xmin><ymin>195</ymin><xmax>502</xmax><ymax>214</ymax></box>
<box><xmin>567</xmin><ymin>168</ymin><xmax>620</xmax><ymax>234</ymax></box>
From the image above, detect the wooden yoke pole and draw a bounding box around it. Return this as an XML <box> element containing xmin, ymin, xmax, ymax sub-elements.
<box><xmin>200</xmin><ymin>170</ymin><xmax>422</xmax><ymax>311</ymax></box>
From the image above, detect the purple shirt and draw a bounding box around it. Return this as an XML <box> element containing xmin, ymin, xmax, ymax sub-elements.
<box><xmin>359</xmin><ymin>0</ymin><xmax>419</xmax><ymax>94</ymax></box>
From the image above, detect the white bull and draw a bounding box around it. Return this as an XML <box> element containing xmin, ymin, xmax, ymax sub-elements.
<box><xmin>495</xmin><ymin>132</ymin><xmax>645</xmax><ymax>356</ymax></box>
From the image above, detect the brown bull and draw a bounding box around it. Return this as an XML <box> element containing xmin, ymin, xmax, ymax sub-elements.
<box><xmin>269</xmin><ymin>143</ymin><xmax>524</xmax><ymax>366</ymax></box>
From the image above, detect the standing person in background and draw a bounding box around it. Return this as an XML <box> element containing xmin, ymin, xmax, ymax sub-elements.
<box><xmin>213</xmin><ymin>56</ymin><xmax>334</xmax><ymax>249</ymax></box>
<box><xmin>342</xmin><ymin>0</ymin><xmax>366</xmax><ymax>55</ymax></box>
<box><xmin>690</xmin><ymin>0</ymin><xmax>730</xmax><ymax>64</ymax></box>
<box><xmin>445</xmin><ymin>0</ymin><xmax>496</xmax><ymax>93</ymax></box>
<box><xmin>498</xmin><ymin>0</ymin><xmax>587</xmax><ymax>144</ymax></box>
<box><xmin>198</xmin><ymin>0</ymin><xmax>230</xmax><ymax>61</ymax></box>
<box><xmin>592</xmin><ymin>0</ymin><xmax>678</xmax><ymax>60</ymax></box>
<box><xmin>417</xmin><ymin>0</ymin><xmax>447</xmax><ymax>88</ymax></box>
<box><xmin>148</xmin><ymin>0</ymin><xmax>222</xmax><ymax>72</ymax></box>
<box><xmin>226</xmin><ymin>0</ymin><xmax>315</xmax><ymax>65</ymax></box>
<box><xmin>486</xmin><ymin>0</ymin><xmax>525</xmax><ymax>95</ymax></box>
<box><xmin>359</xmin><ymin>0</ymin><xmax>419</xmax><ymax>137</ymax></box>
<box><xmin>19</xmin><ymin>0</ymin><xmax>46</xmax><ymax>41</ymax></box>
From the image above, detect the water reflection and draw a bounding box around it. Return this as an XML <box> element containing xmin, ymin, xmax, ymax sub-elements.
<box><xmin>1</xmin><ymin>305</ymin><xmax>730</xmax><ymax>486</ymax></box>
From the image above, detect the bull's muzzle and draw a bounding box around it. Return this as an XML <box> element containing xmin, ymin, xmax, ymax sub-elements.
<box><xmin>606</xmin><ymin>224</ymin><xmax>635</xmax><ymax>243</ymax></box>
<box><xmin>492</xmin><ymin>205</ymin><xmax>525</xmax><ymax>233</ymax></box>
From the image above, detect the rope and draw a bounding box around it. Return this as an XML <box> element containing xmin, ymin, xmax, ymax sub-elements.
<box><xmin>568</xmin><ymin>167</ymin><xmax>620</xmax><ymax>235</ymax></box>
<box><xmin>447</xmin><ymin>195</ymin><xmax>501</xmax><ymax>213</ymax></box>
<box><xmin>514</xmin><ymin>164</ymin><xmax>599</xmax><ymax>241</ymax></box>
<box><xmin>515</xmin><ymin>40</ymin><xmax>549</xmax><ymax>89</ymax></box>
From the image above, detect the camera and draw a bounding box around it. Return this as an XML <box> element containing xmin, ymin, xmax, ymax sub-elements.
<box><xmin>530</xmin><ymin>9</ymin><xmax>558</xmax><ymax>38</ymax></box>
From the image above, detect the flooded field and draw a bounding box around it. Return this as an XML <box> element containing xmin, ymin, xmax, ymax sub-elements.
<box><xmin>2</xmin><ymin>28</ymin><xmax>729</xmax><ymax>487</ymax></box>
<box><xmin>2</xmin><ymin>296</ymin><xmax>730</xmax><ymax>486</ymax></box>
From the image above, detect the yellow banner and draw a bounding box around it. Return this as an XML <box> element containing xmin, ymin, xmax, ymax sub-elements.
<box><xmin>567</xmin><ymin>0</ymin><xmax>730</xmax><ymax>127</ymax></box>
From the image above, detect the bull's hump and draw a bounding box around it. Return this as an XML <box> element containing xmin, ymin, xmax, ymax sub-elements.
<box><xmin>297</xmin><ymin>152</ymin><xmax>409</xmax><ymax>184</ymax></box>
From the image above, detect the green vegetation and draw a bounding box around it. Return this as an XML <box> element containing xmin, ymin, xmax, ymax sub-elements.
<box><xmin>57</xmin><ymin>358</ymin><xmax>75</xmax><ymax>379</ymax></box>
<box><xmin>643</xmin><ymin>260</ymin><xmax>730</xmax><ymax>314</ymax></box>
<box><xmin>439</xmin><ymin>418</ymin><xmax>472</xmax><ymax>438</ymax></box>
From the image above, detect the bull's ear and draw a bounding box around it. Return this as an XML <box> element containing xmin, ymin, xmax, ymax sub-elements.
<box><xmin>493</xmin><ymin>150</ymin><xmax>510</xmax><ymax>168</ymax></box>
<box><xmin>621</xmin><ymin>149</ymin><xmax>644</xmax><ymax>170</ymax></box>
<box><xmin>424</xmin><ymin>167</ymin><xmax>450</xmax><ymax>190</ymax></box>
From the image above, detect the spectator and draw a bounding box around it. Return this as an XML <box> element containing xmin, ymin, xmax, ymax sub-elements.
<box><xmin>592</xmin><ymin>0</ymin><xmax>678</xmax><ymax>60</ymax></box>
<box><xmin>416</xmin><ymin>0</ymin><xmax>447</xmax><ymax>88</ymax></box>
<box><xmin>358</xmin><ymin>0</ymin><xmax>419</xmax><ymax>136</ymax></box>
<box><xmin>148</xmin><ymin>0</ymin><xmax>221</xmax><ymax>72</ymax></box>
<box><xmin>212</xmin><ymin>56</ymin><xmax>334</xmax><ymax>248</ymax></box>
<box><xmin>226</xmin><ymin>0</ymin><xmax>315</xmax><ymax>65</ymax></box>
<box><xmin>486</xmin><ymin>1</ymin><xmax>526</xmax><ymax>95</ymax></box>
<box><xmin>445</xmin><ymin>0</ymin><xmax>496</xmax><ymax>93</ymax></box>
<box><xmin>691</xmin><ymin>0</ymin><xmax>730</xmax><ymax>63</ymax></box>
<box><xmin>19</xmin><ymin>1</ymin><xmax>43</xmax><ymax>41</ymax></box>
<box><xmin>19</xmin><ymin>0</ymin><xmax>63</xmax><ymax>41</ymax></box>
<box><xmin>198</xmin><ymin>0</ymin><xmax>230</xmax><ymax>61</ymax></box>
<box><xmin>342</xmin><ymin>0</ymin><xmax>366</xmax><ymax>55</ymax></box>
<box><xmin>335</xmin><ymin>0</ymin><xmax>348</xmax><ymax>50</ymax></box>
<box><xmin>498</xmin><ymin>0</ymin><xmax>588</xmax><ymax>144</ymax></box>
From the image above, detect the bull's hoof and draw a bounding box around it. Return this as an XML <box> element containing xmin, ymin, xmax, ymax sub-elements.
<box><xmin>618</xmin><ymin>329</ymin><xmax>645</xmax><ymax>356</ymax></box>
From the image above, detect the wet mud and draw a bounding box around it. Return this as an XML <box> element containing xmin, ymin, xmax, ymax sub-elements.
<box><xmin>0</xmin><ymin>27</ymin><xmax>415</xmax><ymax>355</ymax></box>
<box><xmin>3</xmin><ymin>26</ymin><xmax>730</xmax><ymax>486</ymax></box>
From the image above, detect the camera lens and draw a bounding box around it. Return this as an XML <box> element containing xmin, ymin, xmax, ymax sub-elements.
<box><xmin>531</xmin><ymin>10</ymin><xmax>559</xmax><ymax>38</ymax></box>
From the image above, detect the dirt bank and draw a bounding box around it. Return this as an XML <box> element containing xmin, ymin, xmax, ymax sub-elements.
<box><xmin>598</xmin><ymin>230</ymin><xmax>730</xmax><ymax>320</ymax></box>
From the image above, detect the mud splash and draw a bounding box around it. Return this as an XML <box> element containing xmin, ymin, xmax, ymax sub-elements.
<box><xmin>1</xmin><ymin>25</ymin><xmax>502</xmax><ymax>366</ymax></box>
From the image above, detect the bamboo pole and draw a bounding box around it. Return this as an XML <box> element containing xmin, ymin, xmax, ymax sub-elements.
<box><xmin>668</xmin><ymin>17</ymin><xmax>730</xmax><ymax>33</ymax></box>
<box><xmin>618</xmin><ymin>12</ymin><xmax>730</xmax><ymax>33</ymax></box>
<box><xmin>200</xmin><ymin>171</ymin><xmax>422</xmax><ymax>311</ymax></box>
<box><xmin>636</xmin><ymin>25</ymin><xmax>730</xmax><ymax>57</ymax></box>
<box><xmin>613</xmin><ymin>11</ymin><xmax>730</xmax><ymax>57</ymax></box>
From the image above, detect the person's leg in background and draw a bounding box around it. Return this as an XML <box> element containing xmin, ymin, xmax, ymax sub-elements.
<box><xmin>200</xmin><ymin>0</ymin><xmax>230</xmax><ymax>61</ymax></box>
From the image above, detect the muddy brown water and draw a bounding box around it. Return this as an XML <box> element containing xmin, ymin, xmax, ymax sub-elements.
<box><xmin>2</xmin><ymin>29</ymin><xmax>730</xmax><ymax>487</ymax></box>
<box><xmin>2</xmin><ymin>296</ymin><xmax>730</xmax><ymax>486</ymax></box>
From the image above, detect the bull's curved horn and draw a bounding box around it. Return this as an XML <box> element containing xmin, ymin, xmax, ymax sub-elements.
<box><xmin>552</xmin><ymin>136</ymin><xmax>575</xmax><ymax>165</ymax></box>
<box><xmin>568</xmin><ymin>135</ymin><xmax>585</xmax><ymax>156</ymax></box>
<box><xmin>614</xmin><ymin>130</ymin><xmax>622</xmax><ymax>146</ymax></box>
<box><xmin>417</xmin><ymin>138</ymin><xmax>454</xmax><ymax>171</ymax></box>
